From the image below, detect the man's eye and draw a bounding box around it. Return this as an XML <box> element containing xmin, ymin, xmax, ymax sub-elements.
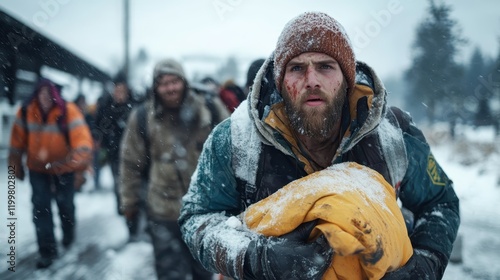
<box><xmin>290</xmin><ymin>65</ymin><xmax>302</xmax><ymax>72</ymax></box>
<box><xmin>320</xmin><ymin>64</ymin><xmax>334</xmax><ymax>69</ymax></box>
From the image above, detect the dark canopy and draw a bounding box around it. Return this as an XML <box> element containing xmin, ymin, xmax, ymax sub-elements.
<box><xmin>0</xmin><ymin>9</ymin><xmax>111</xmax><ymax>103</ymax></box>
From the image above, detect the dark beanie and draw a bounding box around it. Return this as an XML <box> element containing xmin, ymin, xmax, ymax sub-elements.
<box><xmin>246</xmin><ymin>58</ymin><xmax>265</xmax><ymax>88</ymax></box>
<box><xmin>273</xmin><ymin>12</ymin><xmax>356</xmax><ymax>93</ymax></box>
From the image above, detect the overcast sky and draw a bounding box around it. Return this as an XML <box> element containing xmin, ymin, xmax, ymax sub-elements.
<box><xmin>1</xmin><ymin>0</ymin><xmax>499</xmax><ymax>84</ymax></box>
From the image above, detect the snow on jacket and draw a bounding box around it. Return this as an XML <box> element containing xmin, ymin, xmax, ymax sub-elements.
<box><xmin>245</xmin><ymin>162</ymin><xmax>413</xmax><ymax>280</ymax></box>
<box><xmin>9</xmin><ymin>81</ymin><xmax>93</xmax><ymax>175</ymax></box>
<box><xmin>178</xmin><ymin>56</ymin><xmax>460</xmax><ymax>279</ymax></box>
<box><xmin>119</xmin><ymin>90</ymin><xmax>230</xmax><ymax>221</ymax></box>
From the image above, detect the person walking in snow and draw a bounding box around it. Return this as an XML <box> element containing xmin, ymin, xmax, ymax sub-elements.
<box><xmin>8</xmin><ymin>78</ymin><xmax>93</xmax><ymax>268</ymax></box>
<box><xmin>178</xmin><ymin>12</ymin><xmax>460</xmax><ymax>280</ymax></box>
<box><xmin>119</xmin><ymin>59</ymin><xmax>229</xmax><ymax>280</ymax></box>
<box><xmin>94</xmin><ymin>74</ymin><xmax>135</xmax><ymax>213</ymax></box>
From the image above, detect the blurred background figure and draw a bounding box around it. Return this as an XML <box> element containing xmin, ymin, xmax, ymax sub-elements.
<box><xmin>219</xmin><ymin>79</ymin><xmax>245</xmax><ymax>113</ymax></box>
<box><xmin>8</xmin><ymin>78</ymin><xmax>93</xmax><ymax>269</ymax></box>
<box><xmin>190</xmin><ymin>77</ymin><xmax>230</xmax><ymax>127</ymax></box>
<box><xmin>200</xmin><ymin>76</ymin><xmax>245</xmax><ymax>113</ymax></box>
<box><xmin>120</xmin><ymin>58</ymin><xmax>228</xmax><ymax>280</ymax></box>
<box><xmin>73</xmin><ymin>93</ymin><xmax>99</xmax><ymax>192</ymax></box>
<box><xmin>95</xmin><ymin>74</ymin><xmax>136</xmax><ymax>214</ymax></box>
<box><xmin>245</xmin><ymin>58</ymin><xmax>265</xmax><ymax>95</ymax></box>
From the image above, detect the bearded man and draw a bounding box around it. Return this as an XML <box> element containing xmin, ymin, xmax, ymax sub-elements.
<box><xmin>179</xmin><ymin>12</ymin><xmax>460</xmax><ymax>280</ymax></box>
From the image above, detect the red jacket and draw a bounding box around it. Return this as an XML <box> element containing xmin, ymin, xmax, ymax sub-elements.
<box><xmin>219</xmin><ymin>88</ymin><xmax>241</xmax><ymax>113</ymax></box>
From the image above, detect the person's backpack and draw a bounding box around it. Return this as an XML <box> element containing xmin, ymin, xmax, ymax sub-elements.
<box><xmin>190</xmin><ymin>83</ymin><xmax>221</xmax><ymax>128</ymax></box>
<box><xmin>21</xmin><ymin>102</ymin><xmax>71</xmax><ymax>146</ymax></box>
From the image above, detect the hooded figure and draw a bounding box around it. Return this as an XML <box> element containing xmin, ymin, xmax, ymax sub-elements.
<box><xmin>9</xmin><ymin>78</ymin><xmax>93</xmax><ymax>268</ymax></box>
<box><xmin>179</xmin><ymin>12</ymin><xmax>459</xmax><ymax>280</ymax></box>
<box><xmin>119</xmin><ymin>58</ymin><xmax>228</xmax><ymax>280</ymax></box>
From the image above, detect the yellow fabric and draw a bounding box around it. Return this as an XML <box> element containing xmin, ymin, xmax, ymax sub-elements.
<box><xmin>244</xmin><ymin>162</ymin><xmax>413</xmax><ymax>280</ymax></box>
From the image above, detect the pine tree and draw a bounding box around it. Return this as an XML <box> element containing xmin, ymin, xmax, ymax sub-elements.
<box><xmin>405</xmin><ymin>0</ymin><xmax>466</xmax><ymax>123</ymax></box>
<box><xmin>463</xmin><ymin>47</ymin><xmax>499</xmax><ymax>128</ymax></box>
<box><xmin>465</xmin><ymin>48</ymin><xmax>486</xmax><ymax>98</ymax></box>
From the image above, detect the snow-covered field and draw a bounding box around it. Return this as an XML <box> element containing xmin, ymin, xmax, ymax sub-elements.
<box><xmin>426</xmin><ymin>124</ymin><xmax>500</xmax><ymax>280</ymax></box>
<box><xmin>0</xmin><ymin>124</ymin><xmax>499</xmax><ymax>279</ymax></box>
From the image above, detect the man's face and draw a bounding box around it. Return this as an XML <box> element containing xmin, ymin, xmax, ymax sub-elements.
<box><xmin>113</xmin><ymin>83</ymin><xmax>129</xmax><ymax>104</ymax></box>
<box><xmin>156</xmin><ymin>74</ymin><xmax>185</xmax><ymax>109</ymax></box>
<box><xmin>281</xmin><ymin>52</ymin><xmax>347</xmax><ymax>138</ymax></box>
<box><xmin>38</xmin><ymin>86</ymin><xmax>54</xmax><ymax>113</ymax></box>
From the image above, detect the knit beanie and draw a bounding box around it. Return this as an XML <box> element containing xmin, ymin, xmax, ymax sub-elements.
<box><xmin>274</xmin><ymin>12</ymin><xmax>356</xmax><ymax>93</ymax></box>
<box><xmin>153</xmin><ymin>58</ymin><xmax>186</xmax><ymax>84</ymax></box>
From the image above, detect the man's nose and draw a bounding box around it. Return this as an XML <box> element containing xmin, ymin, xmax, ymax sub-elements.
<box><xmin>305</xmin><ymin>67</ymin><xmax>320</xmax><ymax>89</ymax></box>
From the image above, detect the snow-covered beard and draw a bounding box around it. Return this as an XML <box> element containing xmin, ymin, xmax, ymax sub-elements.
<box><xmin>282</xmin><ymin>81</ymin><xmax>347</xmax><ymax>139</ymax></box>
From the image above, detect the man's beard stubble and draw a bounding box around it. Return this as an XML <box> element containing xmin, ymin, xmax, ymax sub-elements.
<box><xmin>282</xmin><ymin>81</ymin><xmax>347</xmax><ymax>139</ymax></box>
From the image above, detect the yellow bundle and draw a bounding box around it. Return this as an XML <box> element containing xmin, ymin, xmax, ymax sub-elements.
<box><xmin>244</xmin><ymin>162</ymin><xmax>413</xmax><ymax>280</ymax></box>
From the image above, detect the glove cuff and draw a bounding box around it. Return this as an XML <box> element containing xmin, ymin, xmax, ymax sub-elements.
<box><xmin>414</xmin><ymin>248</ymin><xmax>444</xmax><ymax>279</ymax></box>
<box><xmin>243</xmin><ymin>240</ymin><xmax>259</xmax><ymax>280</ymax></box>
<box><xmin>244</xmin><ymin>237</ymin><xmax>279</xmax><ymax>280</ymax></box>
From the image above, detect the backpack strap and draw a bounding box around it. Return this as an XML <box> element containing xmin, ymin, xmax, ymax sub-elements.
<box><xmin>387</xmin><ymin>106</ymin><xmax>411</xmax><ymax>133</ymax></box>
<box><xmin>21</xmin><ymin>104</ymin><xmax>28</xmax><ymax>129</ymax></box>
<box><xmin>57</xmin><ymin>101</ymin><xmax>71</xmax><ymax>147</ymax></box>
<box><xmin>136</xmin><ymin>103</ymin><xmax>151</xmax><ymax>178</ymax></box>
<box><xmin>21</xmin><ymin>104</ymin><xmax>29</xmax><ymax>147</ymax></box>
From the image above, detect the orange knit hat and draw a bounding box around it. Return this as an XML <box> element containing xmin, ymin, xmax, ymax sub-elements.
<box><xmin>274</xmin><ymin>12</ymin><xmax>356</xmax><ymax>93</ymax></box>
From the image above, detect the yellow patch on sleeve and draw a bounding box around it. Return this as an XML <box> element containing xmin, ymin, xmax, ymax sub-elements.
<box><xmin>427</xmin><ymin>154</ymin><xmax>446</xmax><ymax>186</ymax></box>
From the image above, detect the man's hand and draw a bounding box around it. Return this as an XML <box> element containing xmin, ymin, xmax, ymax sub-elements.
<box><xmin>244</xmin><ymin>220</ymin><xmax>333</xmax><ymax>280</ymax></box>
<box><xmin>382</xmin><ymin>249</ymin><xmax>444</xmax><ymax>280</ymax></box>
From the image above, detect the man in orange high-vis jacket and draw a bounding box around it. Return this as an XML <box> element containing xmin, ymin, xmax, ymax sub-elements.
<box><xmin>8</xmin><ymin>78</ymin><xmax>93</xmax><ymax>269</ymax></box>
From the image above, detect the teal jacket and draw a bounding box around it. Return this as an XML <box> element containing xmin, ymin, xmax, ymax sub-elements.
<box><xmin>179</xmin><ymin>57</ymin><xmax>460</xmax><ymax>279</ymax></box>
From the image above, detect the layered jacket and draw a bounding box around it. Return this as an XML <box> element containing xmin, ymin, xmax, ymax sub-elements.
<box><xmin>178</xmin><ymin>56</ymin><xmax>460</xmax><ymax>279</ymax></box>
<box><xmin>9</xmin><ymin>82</ymin><xmax>93</xmax><ymax>175</ymax></box>
<box><xmin>119</xmin><ymin>89</ymin><xmax>229</xmax><ymax>221</ymax></box>
<box><xmin>94</xmin><ymin>94</ymin><xmax>135</xmax><ymax>159</ymax></box>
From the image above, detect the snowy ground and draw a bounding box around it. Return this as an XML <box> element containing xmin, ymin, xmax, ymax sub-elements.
<box><xmin>425</xmin><ymin>124</ymin><xmax>500</xmax><ymax>280</ymax></box>
<box><xmin>0</xmin><ymin>124</ymin><xmax>499</xmax><ymax>279</ymax></box>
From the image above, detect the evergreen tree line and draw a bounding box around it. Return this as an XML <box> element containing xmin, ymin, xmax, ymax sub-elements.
<box><xmin>404</xmin><ymin>0</ymin><xmax>500</xmax><ymax>135</ymax></box>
